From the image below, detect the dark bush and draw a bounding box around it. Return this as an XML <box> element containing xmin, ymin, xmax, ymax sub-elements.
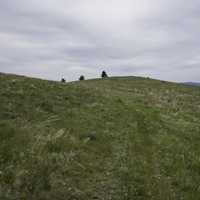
<box><xmin>101</xmin><ymin>71</ymin><xmax>108</xmax><ymax>78</ymax></box>
<box><xmin>61</xmin><ymin>78</ymin><xmax>66</xmax><ymax>83</ymax></box>
<box><xmin>79</xmin><ymin>75</ymin><xmax>85</xmax><ymax>81</ymax></box>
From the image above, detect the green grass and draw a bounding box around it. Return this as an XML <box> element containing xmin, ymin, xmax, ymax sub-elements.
<box><xmin>0</xmin><ymin>72</ymin><xmax>200</xmax><ymax>200</ymax></box>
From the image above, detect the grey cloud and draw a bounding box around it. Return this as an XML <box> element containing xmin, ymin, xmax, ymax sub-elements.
<box><xmin>0</xmin><ymin>0</ymin><xmax>200</xmax><ymax>82</ymax></box>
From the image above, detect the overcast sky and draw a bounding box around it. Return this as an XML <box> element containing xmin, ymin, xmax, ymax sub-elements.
<box><xmin>0</xmin><ymin>0</ymin><xmax>200</xmax><ymax>82</ymax></box>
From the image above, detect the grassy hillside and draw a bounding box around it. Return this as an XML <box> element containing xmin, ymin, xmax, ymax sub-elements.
<box><xmin>0</xmin><ymin>72</ymin><xmax>200</xmax><ymax>200</ymax></box>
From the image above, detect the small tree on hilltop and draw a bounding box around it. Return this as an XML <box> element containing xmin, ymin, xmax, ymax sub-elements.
<box><xmin>79</xmin><ymin>75</ymin><xmax>85</xmax><ymax>81</ymax></box>
<box><xmin>101</xmin><ymin>71</ymin><xmax>108</xmax><ymax>78</ymax></box>
<box><xmin>61</xmin><ymin>78</ymin><xmax>66</xmax><ymax>83</ymax></box>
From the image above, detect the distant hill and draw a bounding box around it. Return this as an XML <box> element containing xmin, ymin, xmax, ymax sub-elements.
<box><xmin>1</xmin><ymin>72</ymin><xmax>200</xmax><ymax>200</ymax></box>
<box><xmin>183</xmin><ymin>82</ymin><xmax>200</xmax><ymax>87</ymax></box>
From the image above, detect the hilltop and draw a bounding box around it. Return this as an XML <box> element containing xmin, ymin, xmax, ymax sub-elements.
<box><xmin>0</xmin><ymin>72</ymin><xmax>200</xmax><ymax>200</ymax></box>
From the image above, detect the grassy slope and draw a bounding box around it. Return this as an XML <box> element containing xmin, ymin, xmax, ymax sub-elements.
<box><xmin>0</xmin><ymin>72</ymin><xmax>200</xmax><ymax>200</ymax></box>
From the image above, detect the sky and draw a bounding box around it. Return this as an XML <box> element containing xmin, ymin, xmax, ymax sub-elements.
<box><xmin>0</xmin><ymin>0</ymin><xmax>200</xmax><ymax>82</ymax></box>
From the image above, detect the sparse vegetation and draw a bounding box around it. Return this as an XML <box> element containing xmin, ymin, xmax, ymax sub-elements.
<box><xmin>0</xmin><ymin>72</ymin><xmax>200</xmax><ymax>200</ymax></box>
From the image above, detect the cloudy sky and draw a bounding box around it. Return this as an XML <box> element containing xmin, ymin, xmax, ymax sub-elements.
<box><xmin>0</xmin><ymin>0</ymin><xmax>200</xmax><ymax>82</ymax></box>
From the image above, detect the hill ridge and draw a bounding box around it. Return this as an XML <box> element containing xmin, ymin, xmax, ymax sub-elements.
<box><xmin>0</xmin><ymin>72</ymin><xmax>200</xmax><ymax>199</ymax></box>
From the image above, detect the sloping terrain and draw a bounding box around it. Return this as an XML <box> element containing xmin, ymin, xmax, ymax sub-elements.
<box><xmin>0</xmin><ymin>72</ymin><xmax>200</xmax><ymax>200</ymax></box>
<box><xmin>184</xmin><ymin>82</ymin><xmax>200</xmax><ymax>87</ymax></box>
